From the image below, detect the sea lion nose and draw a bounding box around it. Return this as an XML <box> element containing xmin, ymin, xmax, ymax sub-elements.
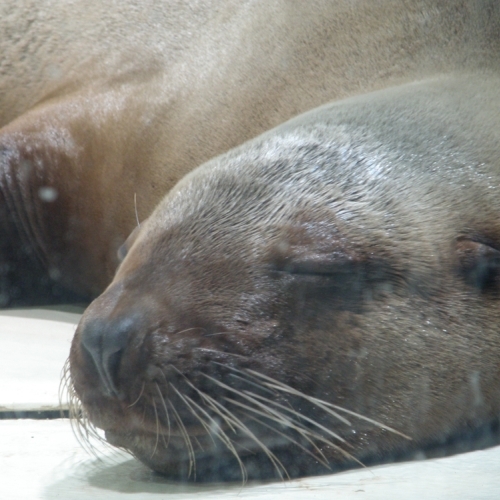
<box><xmin>79</xmin><ymin>313</ymin><xmax>138</xmax><ymax>398</ymax></box>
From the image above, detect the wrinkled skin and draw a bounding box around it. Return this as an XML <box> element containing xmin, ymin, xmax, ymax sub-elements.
<box><xmin>70</xmin><ymin>76</ymin><xmax>500</xmax><ymax>481</ymax></box>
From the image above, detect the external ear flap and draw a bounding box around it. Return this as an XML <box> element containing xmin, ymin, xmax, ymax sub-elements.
<box><xmin>456</xmin><ymin>239</ymin><xmax>500</xmax><ymax>292</ymax></box>
<box><xmin>117</xmin><ymin>224</ymin><xmax>143</xmax><ymax>263</ymax></box>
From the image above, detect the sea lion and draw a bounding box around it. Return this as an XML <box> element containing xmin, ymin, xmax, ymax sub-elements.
<box><xmin>1</xmin><ymin>0</ymin><xmax>500</xmax><ymax>305</ymax></box>
<box><xmin>69</xmin><ymin>74</ymin><xmax>500</xmax><ymax>482</ymax></box>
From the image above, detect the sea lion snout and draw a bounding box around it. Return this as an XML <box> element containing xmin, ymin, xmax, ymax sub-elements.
<box><xmin>71</xmin><ymin>285</ymin><xmax>157</xmax><ymax>401</ymax></box>
<box><xmin>78</xmin><ymin>308</ymin><xmax>139</xmax><ymax>398</ymax></box>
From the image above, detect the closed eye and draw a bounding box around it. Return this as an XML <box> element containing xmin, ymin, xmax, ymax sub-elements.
<box><xmin>268</xmin><ymin>258</ymin><xmax>409</xmax><ymax>313</ymax></box>
<box><xmin>269</xmin><ymin>258</ymin><xmax>398</xmax><ymax>284</ymax></box>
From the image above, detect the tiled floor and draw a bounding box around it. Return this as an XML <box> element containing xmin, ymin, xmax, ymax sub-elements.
<box><xmin>1</xmin><ymin>309</ymin><xmax>499</xmax><ymax>499</ymax></box>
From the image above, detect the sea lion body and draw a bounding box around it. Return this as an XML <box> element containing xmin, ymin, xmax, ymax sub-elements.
<box><xmin>70</xmin><ymin>74</ymin><xmax>500</xmax><ymax>481</ymax></box>
<box><xmin>1</xmin><ymin>0</ymin><xmax>500</xmax><ymax>303</ymax></box>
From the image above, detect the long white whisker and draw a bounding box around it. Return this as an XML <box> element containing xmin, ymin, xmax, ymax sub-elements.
<box><xmin>245</xmin><ymin>369</ymin><xmax>351</xmax><ymax>426</ymax></box>
<box><xmin>242</xmin><ymin>412</ymin><xmax>331</xmax><ymax>469</ymax></box>
<box><xmin>151</xmin><ymin>399</ymin><xmax>160</xmax><ymax>458</ymax></box>
<box><xmin>155</xmin><ymin>383</ymin><xmax>172</xmax><ymax>448</ymax></box>
<box><xmin>202</xmin><ymin>373</ymin><xmax>346</xmax><ymax>442</ymax></box>
<box><xmin>128</xmin><ymin>382</ymin><xmax>146</xmax><ymax>408</ymax></box>
<box><xmin>134</xmin><ymin>192</ymin><xmax>140</xmax><ymax>227</ymax></box>
<box><xmin>224</xmin><ymin>396</ymin><xmax>361</xmax><ymax>465</ymax></box>
<box><xmin>169</xmin><ymin>391</ymin><xmax>196</xmax><ymax>479</ymax></box>
<box><xmin>246</xmin><ymin>369</ymin><xmax>410</xmax><ymax>439</ymax></box>
<box><xmin>179</xmin><ymin>390</ymin><xmax>248</xmax><ymax>483</ymax></box>
<box><xmin>243</xmin><ymin>389</ymin><xmax>348</xmax><ymax>443</ymax></box>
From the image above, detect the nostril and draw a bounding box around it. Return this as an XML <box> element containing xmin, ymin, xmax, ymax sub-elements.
<box><xmin>80</xmin><ymin>315</ymin><xmax>136</xmax><ymax>398</ymax></box>
<box><xmin>103</xmin><ymin>349</ymin><xmax>123</xmax><ymax>396</ymax></box>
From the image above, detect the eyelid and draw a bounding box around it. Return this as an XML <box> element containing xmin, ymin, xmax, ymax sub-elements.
<box><xmin>269</xmin><ymin>256</ymin><xmax>363</xmax><ymax>276</ymax></box>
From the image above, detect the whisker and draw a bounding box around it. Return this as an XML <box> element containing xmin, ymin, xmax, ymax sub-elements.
<box><xmin>193</xmin><ymin>348</ymin><xmax>250</xmax><ymax>360</ymax></box>
<box><xmin>134</xmin><ymin>192</ymin><xmax>140</xmax><ymax>227</ymax></box>
<box><xmin>227</xmin><ymin>372</ymin><xmax>279</xmax><ymax>397</ymax></box>
<box><xmin>242</xmin><ymin>412</ymin><xmax>331</xmax><ymax>469</ymax></box>
<box><xmin>202</xmin><ymin>373</ymin><xmax>361</xmax><ymax>465</ymax></box>
<box><xmin>169</xmin><ymin>384</ymin><xmax>214</xmax><ymax>446</ymax></box>
<box><xmin>313</xmin><ymin>400</ymin><xmax>412</xmax><ymax>440</ymax></box>
<box><xmin>208</xmin><ymin>396</ymin><xmax>289</xmax><ymax>480</ymax></box>
<box><xmin>179</xmin><ymin>390</ymin><xmax>248</xmax><ymax>483</ymax></box>
<box><xmin>242</xmin><ymin>389</ymin><xmax>347</xmax><ymax>443</ymax></box>
<box><xmin>169</xmin><ymin>385</ymin><xmax>196</xmax><ymax>479</ymax></box>
<box><xmin>244</xmin><ymin>369</ymin><xmax>350</xmax><ymax>425</ymax></box>
<box><xmin>227</xmin><ymin>391</ymin><xmax>348</xmax><ymax>458</ymax></box>
<box><xmin>245</xmin><ymin>369</ymin><xmax>410</xmax><ymax>439</ymax></box>
<box><xmin>151</xmin><ymin>399</ymin><xmax>160</xmax><ymax>458</ymax></box>
<box><xmin>169</xmin><ymin>365</ymin><xmax>237</xmax><ymax>434</ymax></box>
<box><xmin>171</xmin><ymin>367</ymin><xmax>285</xmax><ymax>480</ymax></box>
<box><xmin>224</xmin><ymin>395</ymin><xmax>357</xmax><ymax>464</ymax></box>
<box><xmin>202</xmin><ymin>373</ymin><xmax>345</xmax><ymax>442</ymax></box>
<box><xmin>192</xmin><ymin>389</ymin><xmax>238</xmax><ymax>434</ymax></box>
<box><xmin>155</xmin><ymin>383</ymin><xmax>172</xmax><ymax>449</ymax></box>
<box><xmin>229</xmin><ymin>398</ymin><xmax>331</xmax><ymax>466</ymax></box>
<box><xmin>192</xmin><ymin>436</ymin><xmax>204</xmax><ymax>452</ymax></box>
<box><xmin>128</xmin><ymin>381</ymin><xmax>146</xmax><ymax>408</ymax></box>
<box><xmin>201</xmin><ymin>373</ymin><xmax>305</xmax><ymax>431</ymax></box>
<box><xmin>175</xmin><ymin>327</ymin><xmax>207</xmax><ymax>336</ymax></box>
<box><xmin>212</xmin><ymin>362</ymin><xmax>296</xmax><ymax>415</ymax></box>
<box><xmin>225</xmin><ymin>408</ymin><xmax>289</xmax><ymax>479</ymax></box>
<box><xmin>61</xmin><ymin>358</ymin><xmax>114</xmax><ymax>458</ymax></box>
<box><xmin>202</xmin><ymin>331</ymin><xmax>234</xmax><ymax>337</ymax></box>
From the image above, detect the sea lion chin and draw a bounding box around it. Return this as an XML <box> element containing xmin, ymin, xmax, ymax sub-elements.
<box><xmin>69</xmin><ymin>74</ymin><xmax>500</xmax><ymax>481</ymax></box>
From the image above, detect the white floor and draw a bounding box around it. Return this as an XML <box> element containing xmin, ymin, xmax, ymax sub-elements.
<box><xmin>0</xmin><ymin>307</ymin><xmax>82</xmax><ymax>411</ymax></box>
<box><xmin>1</xmin><ymin>308</ymin><xmax>500</xmax><ymax>499</ymax></box>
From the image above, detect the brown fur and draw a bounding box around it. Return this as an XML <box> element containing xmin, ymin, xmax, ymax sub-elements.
<box><xmin>70</xmin><ymin>74</ymin><xmax>500</xmax><ymax>481</ymax></box>
<box><xmin>1</xmin><ymin>0</ymin><xmax>499</xmax><ymax>301</ymax></box>
<box><xmin>3</xmin><ymin>0</ymin><xmax>500</xmax><ymax>483</ymax></box>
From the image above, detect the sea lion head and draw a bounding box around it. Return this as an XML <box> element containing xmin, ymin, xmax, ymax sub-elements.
<box><xmin>69</xmin><ymin>77</ymin><xmax>500</xmax><ymax>481</ymax></box>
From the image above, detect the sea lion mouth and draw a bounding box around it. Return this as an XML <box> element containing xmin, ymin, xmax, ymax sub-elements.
<box><xmin>65</xmin><ymin>354</ymin><xmax>410</xmax><ymax>481</ymax></box>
